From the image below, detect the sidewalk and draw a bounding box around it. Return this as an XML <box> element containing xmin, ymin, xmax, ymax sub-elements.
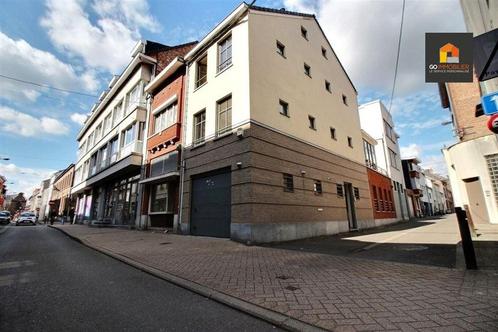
<box><xmin>51</xmin><ymin>224</ymin><xmax>498</xmax><ymax>331</ymax></box>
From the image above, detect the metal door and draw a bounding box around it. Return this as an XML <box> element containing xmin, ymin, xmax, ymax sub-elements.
<box><xmin>464</xmin><ymin>177</ymin><xmax>490</xmax><ymax>224</ymax></box>
<box><xmin>190</xmin><ymin>168</ymin><xmax>231</xmax><ymax>237</ymax></box>
<box><xmin>344</xmin><ymin>182</ymin><xmax>358</xmax><ymax>230</ymax></box>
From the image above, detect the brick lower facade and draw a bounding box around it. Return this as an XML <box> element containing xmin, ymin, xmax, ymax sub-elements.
<box><xmin>181</xmin><ymin>123</ymin><xmax>375</xmax><ymax>243</ymax></box>
<box><xmin>366</xmin><ymin>167</ymin><xmax>397</xmax><ymax>220</ymax></box>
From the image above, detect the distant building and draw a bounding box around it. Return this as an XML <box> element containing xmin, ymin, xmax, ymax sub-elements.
<box><xmin>359</xmin><ymin>100</ymin><xmax>410</xmax><ymax>221</ymax></box>
<box><xmin>0</xmin><ymin>175</ymin><xmax>6</xmax><ymax>210</ymax></box>
<box><xmin>50</xmin><ymin>164</ymin><xmax>75</xmax><ymax>218</ymax></box>
<box><xmin>402</xmin><ymin>157</ymin><xmax>424</xmax><ymax>217</ymax></box>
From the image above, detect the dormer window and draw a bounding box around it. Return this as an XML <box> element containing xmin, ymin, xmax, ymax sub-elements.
<box><xmin>301</xmin><ymin>26</ymin><xmax>308</xmax><ymax>40</ymax></box>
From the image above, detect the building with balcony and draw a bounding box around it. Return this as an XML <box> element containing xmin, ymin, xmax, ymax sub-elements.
<box><xmin>359</xmin><ymin>100</ymin><xmax>410</xmax><ymax>221</ymax></box>
<box><xmin>71</xmin><ymin>40</ymin><xmax>185</xmax><ymax>226</ymax></box>
<box><xmin>402</xmin><ymin>157</ymin><xmax>425</xmax><ymax>217</ymax></box>
<box><xmin>362</xmin><ymin>130</ymin><xmax>396</xmax><ymax>224</ymax></box>
<box><xmin>180</xmin><ymin>4</ymin><xmax>374</xmax><ymax>242</ymax></box>
<box><xmin>138</xmin><ymin>42</ymin><xmax>197</xmax><ymax>229</ymax></box>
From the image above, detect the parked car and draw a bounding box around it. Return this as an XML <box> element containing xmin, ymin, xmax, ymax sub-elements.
<box><xmin>0</xmin><ymin>211</ymin><xmax>11</xmax><ymax>225</ymax></box>
<box><xmin>16</xmin><ymin>212</ymin><xmax>37</xmax><ymax>226</ymax></box>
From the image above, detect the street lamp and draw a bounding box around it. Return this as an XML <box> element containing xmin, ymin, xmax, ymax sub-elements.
<box><xmin>0</xmin><ymin>157</ymin><xmax>9</xmax><ymax>161</ymax></box>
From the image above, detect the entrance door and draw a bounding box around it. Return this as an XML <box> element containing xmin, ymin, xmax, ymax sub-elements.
<box><xmin>464</xmin><ymin>177</ymin><xmax>489</xmax><ymax>224</ymax></box>
<box><xmin>344</xmin><ymin>182</ymin><xmax>357</xmax><ymax>230</ymax></box>
<box><xmin>190</xmin><ymin>168</ymin><xmax>231</xmax><ymax>237</ymax></box>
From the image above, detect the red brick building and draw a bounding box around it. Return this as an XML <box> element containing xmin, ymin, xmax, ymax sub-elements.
<box><xmin>139</xmin><ymin>42</ymin><xmax>196</xmax><ymax>228</ymax></box>
<box><xmin>362</xmin><ymin>131</ymin><xmax>396</xmax><ymax>222</ymax></box>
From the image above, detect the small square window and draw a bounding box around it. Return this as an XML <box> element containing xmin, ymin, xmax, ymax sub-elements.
<box><xmin>348</xmin><ymin>136</ymin><xmax>353</xmax><ymax>148</ymax></box>
<box><xmin>279</xmin><ymin>99</ymin><xmax>289</xmax><ymax>117</ymax></box>
<box><xmin>301</xmin><ymin>26</ymin><xmax>308</xmax><ymax>40</ymax></box>
<box><xmin>342</xmin><ymin>94</ymin><xmax>348</xmax><ymax>106</ymax></box>
<box><xmin>336</xmin><ymin>184</ymin><xmax>344</xmax><ymax>197</ymax></box>
<box><xmin>325</xmin><ymin>80</ymin><xmax>331</xmax><ymax>92</ymax></box>
<box><xmin>321</xmin><ymin>46</ymin><xmax>327</xmax><ymax>58</ymax></box>
<box><xmin>354</xmin><ymin>187</ymin><xmax>360</xmax><ymax>200</ymax></box>
<box><xmin>314</xmin><ymin>180</ymin><xmax>322</xmax><ymax>195</ymax></box>
<box><xmin>276</xmin><ymin>41</ymin><xmax>285</xmax><ymax>57</ymax></box>
<box><xmin>308</xmin><ymin>115</ymin><xmax>316</xmax><ymax>130</ymax></box>
<box><xmin>283</xmin><ymin>173</ymin><xmax>294</xmax><ymax>192</ymax></box>
<box><xmin>304</xmin><ymin>63</ymin><xmax>311</xmax><ymax>77</ymax></box>
<box><xmin>330</xmin><ymin>127</ymin><xmax>336</xmax><ymax>140</ymax></box>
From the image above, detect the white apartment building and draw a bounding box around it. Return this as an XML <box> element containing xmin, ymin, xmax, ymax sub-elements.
<box><xmin>180</xmin><ymin>4</ymin><xmax>374</xmax><ymax>242</ymax></box>
<box><xmin>71</xmin><ymin>41</ymin><xmax>173</xmax><ymax>226</ymax></box>
<box><xmin>359</xmin><ymin>100</ymin><xmax>409</xmax><ymax>221</ymax></box>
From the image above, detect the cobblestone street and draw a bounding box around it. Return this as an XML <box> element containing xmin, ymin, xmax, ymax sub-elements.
<box><xmin>52</xmin><ymin>223</ymin><xmax>498</xmax><ymax>331</ymax></box>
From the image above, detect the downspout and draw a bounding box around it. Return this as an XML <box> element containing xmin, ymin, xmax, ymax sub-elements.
<box><xmin>178</xmin><ymin>61</ymin><xmax>190</xmax><ymax>234</ymax></box>
<box><xmin>136</xmin><ymin>61</ymin><xmax>156</xmax><ymax>230</ymax></box>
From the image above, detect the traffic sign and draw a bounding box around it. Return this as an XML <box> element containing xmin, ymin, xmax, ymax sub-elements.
<box><xmin>482</xmin><ymin>91</ymin><xmax>498</xmax><ymax>115</ymax></box>
<box><xmin>487</xmin><ymin>113</ymin><xmax>498</xmax><ymax>134</ymax></box>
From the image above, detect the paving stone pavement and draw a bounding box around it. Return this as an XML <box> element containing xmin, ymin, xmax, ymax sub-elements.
<box><xmin>53</xmin><ymin>225</ymin><xmax>498</xmax><ymax>331</ymax></box>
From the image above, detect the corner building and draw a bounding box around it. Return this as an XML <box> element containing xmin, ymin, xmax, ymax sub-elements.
<box><xmin>180</xmin><ymin>4</ymin><xmax>374</xmax><ymax>242</ymax></box>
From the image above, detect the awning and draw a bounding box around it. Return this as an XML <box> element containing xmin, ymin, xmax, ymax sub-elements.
<box><xmin>139</xmin><ymin>171</ymin><xmax>180</xmax><ymax>185</ymax></box>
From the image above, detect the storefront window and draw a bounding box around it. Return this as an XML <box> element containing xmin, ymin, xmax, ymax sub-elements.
<box><xmin>150</xmin><ymin>183</ymin><xmax>168</xmax><ymax>213</ymax></box>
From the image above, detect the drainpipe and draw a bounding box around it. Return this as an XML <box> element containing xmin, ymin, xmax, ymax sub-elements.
<box><xmin>178</xmin><ymin>62</ymin><xmax>190</xmax><ymax>234</ymax></box>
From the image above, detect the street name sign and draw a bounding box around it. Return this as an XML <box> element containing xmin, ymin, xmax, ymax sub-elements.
<box><xmin>482</xmin><ymin>91</ymin><xmax>498</xmax><ymax>116</ymax></box>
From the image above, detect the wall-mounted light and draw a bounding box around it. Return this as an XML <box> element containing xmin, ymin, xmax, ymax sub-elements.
<box><xmin>301</xmin><ymin>170</ymin><xmax>306</xmax><ymax>175</ymax></box>
<box><xmin>236</xmin><ymin>162</ymin><xmax>242</xmax><ymax>168</ymax></box>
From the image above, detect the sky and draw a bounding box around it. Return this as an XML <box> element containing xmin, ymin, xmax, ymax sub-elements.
<box><xmin>0</xmin><ymin>0</ymin><xmax>466</xmax><ymax>195</ymax></box>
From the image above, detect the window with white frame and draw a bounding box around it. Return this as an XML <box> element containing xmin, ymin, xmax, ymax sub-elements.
<box><xmin>218</xmin><ymin>35</ymin><xmax>232</xmax><ymax>72</ymax></box>
<box><xmin>126</xmin><ymin>83</ymin><xmax>142</xmax><ymax>113</ymax></box>
<box><xmin>99</xmin><ymin>144</ymin><xmax>108</xmax><ymax>169</ymax></box>
<box><xmin>388</xmin><ymin>148</ymin><xmax>398</xmax><ymax>169</ymax></box>
<box><xmin>193</xmin><ymin>110</ymin><xmax>206</xmax><ymax>144</ymax></box>
<box><xmin>113</xmin><ymin>101</ymin><xmax>123</xmax><ymax>126</ymax></box>
<box><xmin>486</xmin><ymin>154</ymin><xmax>498</xmax><ymax>207</ymax></box>
<box><xmin>195</xmin><ymin>55</ymin><xmax>207</xmax><ymax>88</ymax></box>
<box><xmin>154</xmin><ymin>102</ymin><xmax>177</xmax><ymax>134</ymax></box>
<box><xmin>217</xmin><ymin>95</ymin><xmax>232</xmax><ymax>135</ymax></box>
<box><xmin>104</xmin><ymin>113</ymin><xmax>112</xmax><ymax>132</ymax></box>
<box><xmin>150</xmin><ymin>183</ymin><xmax>168</xmax><ymax>213</ymax></box>
<box><xmin>109</xmin><ymin>136</ymin><xmax>119</xmax><ymax>163</ymax></box>
<box><xmin>95</xmin><ymin>123</ymin><xmax>102</xmax><ymax>141</ymax></box>
<box><xmin>87</xmin><ymin>132</ymin><xmax>94</xmax><ymax>151</ymax></box>
<box><xmin>122</xmin><ymin>124</ymin><xmax>136</xmax><ymax>147</ymax></box>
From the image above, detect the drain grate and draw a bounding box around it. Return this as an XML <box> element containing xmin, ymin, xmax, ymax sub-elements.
<box><xmin>276</xmin><ymin>275</ymin><xmax>292</xmax><ymax>280</ymax></box>
<box><xmin>397</xmin><ymin>245</ymin><xmax>428</xmax><ymax>251</ymax></box>
<box><xmin>159</xmin><ymin>242</ymin><xmax>171</xmax><ymax>245</ymax></box>
<box><xmin>284</xmin><ymin>285</ymin><xmax>300</xmax><ymax>291</ymax></box>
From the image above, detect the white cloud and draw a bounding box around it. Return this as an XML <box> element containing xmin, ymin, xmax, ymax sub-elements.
<box><xmin>0</xmin><ymin>31</ymin><xmax>98</xmax><ymax>102</ymax></box>
<box><xmin>0</xmin><ymin>106</ymin><xmax>69</xmax><ymax>137</ymax></box>
<box><xmin>284</xmin><ymin>0</ymin><xmax>466</xmax><ymax>96</ymax></box>
<box><xmin>0</xmin><ymin>163</ymin><xmax>56</xmax><ymax>196</ymax></box>
<box><xmin>422</xmin><ymin>154</ymin><xmax>448</xmax><ymax>176</ymax></box>
<box><xmin>70</xmin><ymin>112</ymin><xmax>88</xmax><ymax>125</ymax></box>
<box><xmin>401</xmin><ymin>143</ymin><xmax>422</xmax><ymax>159</ymax></box>
<box><xmin>41</xmin><ymin>0</ymin><xmax>160</xmax><ymax>73</ymax></box>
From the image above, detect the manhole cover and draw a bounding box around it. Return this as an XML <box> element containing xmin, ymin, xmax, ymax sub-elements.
<box><xmin>284</xmin><ymin>285</ymin><xmax>300</xmax><ymax>291</ymax></box>
<box><xmin>398</xmin><ymin>245</ymin><xmax>429</xmax><ymax>251</ymax></box>
<box><xmin>276</xmin><ymin>275</ymin><xmax>291</xmax><ymax>280</ymax></box>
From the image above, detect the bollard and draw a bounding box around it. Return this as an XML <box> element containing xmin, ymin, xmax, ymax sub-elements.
<box><xmin>455</xmin><ymin>207</ymin><xmax>477</xmax><ymax>270</ymax></box>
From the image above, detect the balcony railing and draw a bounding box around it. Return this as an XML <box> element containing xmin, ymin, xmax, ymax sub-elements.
<box><xmin>120</xmin><ymin>140</ymin><xmax>143</xmax><ymax>159</ymax></box>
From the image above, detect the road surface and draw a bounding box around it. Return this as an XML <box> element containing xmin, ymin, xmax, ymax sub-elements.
<box><xmin>0</xmin><ymin>225</ymin><xmax>280</xmax><ymax>331</ymax></box>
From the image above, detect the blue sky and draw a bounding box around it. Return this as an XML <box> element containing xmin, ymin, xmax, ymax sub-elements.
<box><xmin>0</xmin><ymin>0</ymin><xmax>465</xmax><ymax>194</ymax></box>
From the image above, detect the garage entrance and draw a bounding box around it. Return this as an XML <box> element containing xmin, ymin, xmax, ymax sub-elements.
<box><xmin>190</xmin><ymin>168</ymin><xmax>231</xmax><ymax>237</ymax></box>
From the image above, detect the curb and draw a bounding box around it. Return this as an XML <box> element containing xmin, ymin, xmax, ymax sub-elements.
<box><xmin>48</xmin><ymin>225</ymin><xmax>326</xmax><ymax>332</ymax></box>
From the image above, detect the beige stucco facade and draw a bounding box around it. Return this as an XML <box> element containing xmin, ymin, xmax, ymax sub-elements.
<box><xmin>181</xmin><ymin>5</ymin><xmax>373</xmax><ymax>242</ymax></box>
